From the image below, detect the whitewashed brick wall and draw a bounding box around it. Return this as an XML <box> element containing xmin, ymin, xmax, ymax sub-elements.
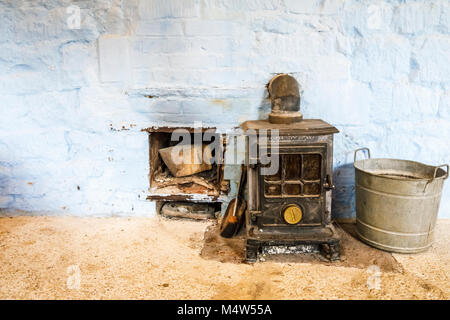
<box><xmin>0</xmin><ymin>0</ymin><xmax>449</xmax><ymax>218</ymax></box>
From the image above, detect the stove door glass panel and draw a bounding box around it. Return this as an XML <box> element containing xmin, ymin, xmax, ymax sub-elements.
<box><xmin>304</xmin><ymin>182</ymin><xmax>320</xmax><ymax>195</ymax></box>
<box><xmin>303</xmin><ymin>154</ymin><xmax>321</xmax><ymax>180</ymax></box>
<box><xmin>264</xmin><ymin>183</ymin><xmax>281</xmax><ymax>196</ymax></box>
<box><xmin>263</xmin><ymin>153</ymin><xmax>322</xmax><ymax>197</ymax></box>
<box><xmin>263</xmin><ymin>155</ymin><xmax>282</xmax><ymax>182</ymax></box>
<box><xmin>284</xmin><ymin>154</ymin><xmax>302</xmax><ymax>181</ymax></box>
<box><xmin>283</xmin><ymin>183</ymin><xmax>302</xmax><ymax>195</ymax></box>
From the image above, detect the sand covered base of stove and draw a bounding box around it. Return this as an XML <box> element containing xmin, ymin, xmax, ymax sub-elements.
<box><xmin>0</xmin><ymin>216</ymin><xmax>448</xmax><ymax>299</ymax></box>
<box><xmin>201</xmin><ymin>223</ymin><xmax>402</xmax><ymax>273</ymax></box>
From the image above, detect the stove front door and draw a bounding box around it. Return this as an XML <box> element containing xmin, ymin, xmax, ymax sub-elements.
<box><xmin>258</xmin><ymin>144</ymin><xmax>327</xmax><ymax>229</ymax></box>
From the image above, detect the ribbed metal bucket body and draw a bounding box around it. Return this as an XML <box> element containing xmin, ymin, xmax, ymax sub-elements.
<box><xmin>354</xmin><ymin>149</ymin><xmax>448</xmax><ymax>253</ymax></box>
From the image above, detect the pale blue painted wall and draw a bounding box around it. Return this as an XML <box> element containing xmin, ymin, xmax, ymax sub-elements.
<box><xmin>0</xmin><ymin>0</ymin><xmax>449</xmax><ymax>218</ymax></box>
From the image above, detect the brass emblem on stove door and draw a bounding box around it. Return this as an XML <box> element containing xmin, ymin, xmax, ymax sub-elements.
<box><xmin>283</xmin><ymin>205</ymin><xmax>303</xmax><ymax>224</ymax></box>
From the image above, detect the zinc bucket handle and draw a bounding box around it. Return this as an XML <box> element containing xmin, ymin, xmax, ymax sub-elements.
<box><xmin>354</xmin><ymin>147</ymin><xmax>371</xmax><ymax>163</ymax></box>
<box><xmin>424</xmin><ymin>164</ymin><xmax>449</xmax><ymax>192</ymax></box>
<box><xmin>431</xmin><ymin>164</ymin><xmax>449</xmax><ymax>181</ymax></box>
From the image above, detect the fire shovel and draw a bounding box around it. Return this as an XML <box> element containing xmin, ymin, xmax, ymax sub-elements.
<box><xmin>220</xmin><ymin>165</ymin><xmax>247</xmax><ymax>238</ymax></box>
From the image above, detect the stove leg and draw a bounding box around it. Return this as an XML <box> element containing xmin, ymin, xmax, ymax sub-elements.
<box><xmin>320</xmin><ymin>242</ymin><xmax>340</xmax><ymax>261</ymax></box>
<box><xmin>246</xmin><ymin>241</ymin><xmax>259</xmax><ymax>263</ymax></box>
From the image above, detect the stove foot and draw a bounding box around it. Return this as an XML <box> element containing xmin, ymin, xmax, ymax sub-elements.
<box><xmin>320</xmin><ymin>242</ymin><xmax>340</xmax><ymax>261</ymax></box>
<box><xmin>246</xmin><ymin>241</ymin><xmax>259</xmax><ymax>263</ymax></box>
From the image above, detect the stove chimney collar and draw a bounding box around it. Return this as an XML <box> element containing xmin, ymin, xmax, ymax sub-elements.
<box><xmin>268</xmin><ymin>74</ymin><xmax>303</xmax><ymax>124</ymax></box>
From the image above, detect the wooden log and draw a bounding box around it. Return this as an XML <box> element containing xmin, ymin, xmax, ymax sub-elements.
<box><xmin>159</xmin><ymin>144</ymin><xmax>213</xmax><ymax>177</ymax></box>
<box><xmin>160</xmin><ymin>202</ymin><xmax>216</xmax><ymax>220</ymax></box>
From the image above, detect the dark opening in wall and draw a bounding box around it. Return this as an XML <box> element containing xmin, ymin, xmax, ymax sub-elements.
<box><xmin>143</xmin><ymin>126</ymin><xmax>229</xmax><ymax>203</ymax></box>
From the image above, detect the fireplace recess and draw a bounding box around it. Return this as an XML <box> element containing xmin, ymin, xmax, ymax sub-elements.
<box><xmin>143</xmin><ymin>126</ymin><xmax>229</xmax><ymax>206</ymax></box>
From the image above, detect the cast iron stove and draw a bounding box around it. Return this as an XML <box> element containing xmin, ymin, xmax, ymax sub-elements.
<box><xmin>241</xmin><ymin>74</ymin><xmax>340</xmax><ymax>262</ymax></box>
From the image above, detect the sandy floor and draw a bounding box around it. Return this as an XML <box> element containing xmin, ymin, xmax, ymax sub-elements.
<box><xmin>0</xmin><ymin>216</ymin><xmax>448</xmax><ymax>300</ymax></box>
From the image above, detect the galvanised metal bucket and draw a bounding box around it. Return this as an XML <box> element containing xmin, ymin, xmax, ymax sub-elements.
<box><xmin>354</xmin><ymin>148</ymin><xmax>448</xmax><ymax>253</ymax></box>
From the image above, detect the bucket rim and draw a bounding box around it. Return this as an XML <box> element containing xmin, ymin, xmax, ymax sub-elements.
<box><xmin>353</xmin><ymin>157</ymin><xmax>447</xmax><ymax>182</ymax></box>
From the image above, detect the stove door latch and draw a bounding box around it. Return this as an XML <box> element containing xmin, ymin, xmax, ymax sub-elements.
<box><xmin>323</xmin><ymin>174</ymin><xmax>334</xmax><ymax>190</ymax></box>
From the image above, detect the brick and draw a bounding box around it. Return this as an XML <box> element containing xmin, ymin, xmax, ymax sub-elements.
<box><xmin>181</xmin><ymin>99</ymin><xmax>224</xmax><ymax>115</ymax></box>
<box><xmin>305</xmin><ymin>80</ymin><xmax>372</xmax><ymax>126</ymax></box>
<box><xmin>0</xmin><ymin>196</ymin><xmax>14</xmax><ymax>208</ymax></box>
<box><xmin>310</xmin><ymin>55</ymin><xmax>351</xmax><ymax>82</ymax></box>
<box><xmin>130</xmin><ymin>51</ymin><xmax>169</xmax><ymax>69</ymax></box>
<box><xmin>0</xmin><ymin>66</ymin><xmax>57</xmax><ymax>95</ymax></box>
<box><xmin>168</xmin><ymin>54</ymin><xmax>221</xmax><ymax>69</ymax></box>
<box><xmin>135</xmin><ymin>21</ymin><xmax>184</xmax><ymax>36</ymax></box>
<box><xmin>284</xmin><ymin>0</ymin><xmax>344</xmax><ymax>15</ymax></box>
<box><xmin>351</xmin><ymin>35</ymin><xmax>410</xmax><ymax>82</ymax></box>
<box><xmin>60</xmin><ymin>41</ymin><xmax>93</xmax><ymax>88</ymax></box>
<box><xmin>255</xmin><ymin>31</ymin><xmax>336</xmax><ymax>57</ymax></box>
<box><xmin>392</xmin><ymin>2</ymin><xmax>440</xmax><ymax>34</ymax></box>
<box><xmin>392</xmin><ymin>84</ymin><xmax>440</xmax><ymax>120</ymax></box>
<box><xmin>262</xmin><ymin>17</ymin><xmax>292</xmax><ymax>34</ymax></box>
<box><xmin>341</xmin><ymin>1</ymin><xmax>393</xmax><ymax>37</ymax></box>
<box><xmin>98</xmin><ymin>35</ymin><xmax>129</xmax><ymax>83</ymax></box>
<box><xmin>190</xmin><ymin>37</ymin><xmax>236</xmax><ymax>53</ymax></box>
<box><xmin>148</xmin><ymin>99</ymin><xmax>183</xmax><ymax>114</ymax></box>
<box><xmin>184</xmin><ymin>21</ymin><xmax>240</xmax><ymax>36</ymax></box>
<box><xmin>384</xmin><ymin>119</ymin><xmax>450</xmax><ymax>164</ymax></box>
<box><xmin>138</xmin><ymin>0</ymin><xmax>200</xmax><ymax>19</ymax></box>
<box><xmin>438</xmin><ymin>92</ymin><xmax>450</xmax><ymax>120</ymax></box>
<box><xmin>440</xmin><ymin>1</ymin><xmax>450</xmax><ymax>33</ymax></box>
<box><xmin>414</xmin><ymin>35</ymin><xmax>450</xmax><ymax>83</ymax></box>
<box><xmin>140</xmin><ymin>37</ymin><xmax>191</xmax><ymax>54</ymax></box>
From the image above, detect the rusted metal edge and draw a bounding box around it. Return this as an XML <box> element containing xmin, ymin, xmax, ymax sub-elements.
<box><xmin>142</xmin><ymin>126</ymin><xmax>217</xmax><ymax>133</ymax></box>
<box><xmin>354</xmin><ymin>159</ymin><xmax>447</xmax><ymax>181</ymax></box>
<box><xmin>146</xmin><ymin>194</ymin><xmax>223</xmax><ymax>202</ymax></box>
<box><xmin>241</xmin><ymin>119</ymin><xmax>339</xmax><ymax>136</ymax></box>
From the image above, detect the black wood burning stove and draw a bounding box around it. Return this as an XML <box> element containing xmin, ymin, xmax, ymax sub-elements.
<box><xmin>241</xmin><ymin>74</ymin><xmax>340</xmax><ymax>262</ymax></box>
